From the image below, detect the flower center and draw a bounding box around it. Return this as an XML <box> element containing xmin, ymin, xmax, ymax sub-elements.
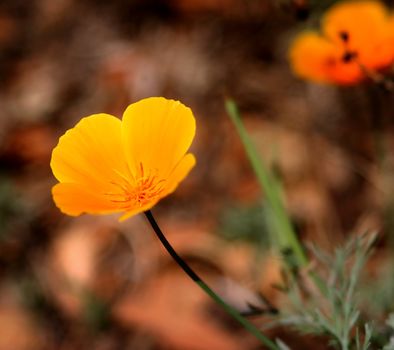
<box><xmin>338</xmin><ymin>30</ymin><xmax>358</xmax><ymax>64</ymax></box>
<box><xmin>342</xmin><ymin>50</ymin><xmax>358</xmax><ymax>63</ymax></box>
<box><xmin>105</xmin><ymin>163</ymin><xmax>166</xmax><ymax>209</ymax></box>
<box><xmin>339</xmin><ymin>31</ymin><xmax>349</xmax><ymax>43</ymax></box>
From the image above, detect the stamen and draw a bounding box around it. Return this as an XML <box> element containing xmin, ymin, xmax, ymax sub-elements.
<box><xmin>105</xmin><ymin>164</ymin><xmax>166</xmax><ymax>209</ymax></box>
<box><xmin>139</xmin><ymin>162</ymin><xmax>144</xmax><ymax>177</ymax></box>
<box><xmin>110</xmin><ymin>199</ymin><xmax>132</xmax><ymax>203</ymax></box>
<box><xmin>112</xmin><ymin>170</ymin><xmax>133</xmax><ymax>189</ymax></box>
<box><xmin>109</xmin><ymin>181</ymin><xmax>128</xmax><ymax>192</ymax></box>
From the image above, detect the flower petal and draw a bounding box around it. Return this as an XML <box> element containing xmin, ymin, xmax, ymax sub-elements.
<box><xmin>52</xmin><ymin>183</ymin><xmax>120</xmax><ymax>216</ymax></box>
<box><xmin>289</xmin><ymin>31</ymin><xmax>363</xmax><ymax>84</ymax></box>
<box><xmin>322</xmin><ymin>0</ymin><xmax>394</xmax><ymax>69</ymax></box>
<box><xmin>322</xmin><ymin>1</ymin><xmax>388</xmax><ymax>43</ymax></box>
<box><xmin>118</xmin><ymin>201</ymin><xmax>159</xmax><ymax>222</ymax></box>
<box><xmin>289</xmin><ymin>32</ymin><xmax>338</xmax><ymax>83</ymax></box>
<box><xmin>162</xmin><ymin>153</ymin><xmax>196</xmax><ymax>196</ymax></box>
<box><xmin>51</xmin><ymin>114</ymin><xmax>130</xmax><ymax>191</ymax></box>
<box><xmin>121</xmin><ymin>97</ymin><xmax>196</xmax><ymax>179</ymax></box>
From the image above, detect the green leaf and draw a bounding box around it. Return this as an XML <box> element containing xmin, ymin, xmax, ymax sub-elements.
<box><xmin>225</xmin><ymin>99</ymin><xmax>307</xmax><ymax>268</ymax></box>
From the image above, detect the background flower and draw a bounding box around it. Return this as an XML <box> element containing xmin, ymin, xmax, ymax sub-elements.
<box><xmin>289</xmin><ymin>0</ymin><xmax>394</xmax><ymax>84</ymax></box>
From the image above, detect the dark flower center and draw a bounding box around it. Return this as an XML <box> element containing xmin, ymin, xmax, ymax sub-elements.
<box><xmin>337</xmin><ymin>31</ymin><xmax>358</xmax><ymax>64</ymax></box>
<box><xmin>342</xmin><ymin>51</ymin><xmax>358</xmax><ymax>63</ymax></box>
<box><xmin>339</xmin><ymin>31</ymin><xmax>349</xmax><ymax>43</ymax></box>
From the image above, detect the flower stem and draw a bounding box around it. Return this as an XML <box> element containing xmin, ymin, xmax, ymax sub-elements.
<box><xmin>144</xmin><ymin>210</ymin><xmax>278</xmax><ymax>350</ymax></box>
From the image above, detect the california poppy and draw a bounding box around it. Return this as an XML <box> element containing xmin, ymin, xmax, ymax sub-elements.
<box><xmin>50</xmin><ymin>97</ymin><xmax>196</xmax><ymax>221</ymax></box>
<box><xmin>50</xmin><ymin>98</ymin><xmax>281</xmax><ymax>349</ymax></box>
<box><xmin>289</xmin><ymin>0</ymin><xmax>394</xmax><ymax>84</ymax></box>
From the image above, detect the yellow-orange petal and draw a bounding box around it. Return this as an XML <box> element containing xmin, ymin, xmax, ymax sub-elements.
<box><xmin>322</xmin><ymin>0</ymin><xmax>394</xmax><ymax>69</ymax></box>
<box><xmin>52</xmin><ymin>183</ymin><xmax>120</xmax><ymax>216</ymax></box>
<box><xmin>162</xmin><ymin>153</ymin><xmax>196</xmax><ymax>196</ymax></box>
<box><xmin>51</xmin><ymin>114</ymin><xmax>129</xmax><ymax>190</ymax></box>
<box><xmin>121</xmin><ymin>97</ymin><xmax>196</xmax><ymax>179</ymax></box>
<box><xmin>118</xmin><ymin>201</ymin><xmax>159</xmax><ymax>222</ymax></box>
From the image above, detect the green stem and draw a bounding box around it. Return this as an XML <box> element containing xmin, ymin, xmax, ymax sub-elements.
<box><xmin>144</xmin><ymin>210</ymin><xmax>278</xmax><ymax>350</ymax></box>
<box><xmin>225</xmin><ymin>99</ymin><xmax>307</xmax><ymax>268</ymax></box>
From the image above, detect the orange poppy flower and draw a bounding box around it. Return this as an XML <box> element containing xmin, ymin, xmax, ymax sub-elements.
<box><xmin>50</xmin><ymin>97</ymin><xmax>196</xmax><ymax>221</ymax></box>
<box><xmin>289</xmin><ymin>0</ymin><xmax>394</xmax><ymax>84</ymax></box>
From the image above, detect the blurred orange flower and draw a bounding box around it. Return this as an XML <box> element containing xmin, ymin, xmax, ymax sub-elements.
<box><xmin>289</xmin><ymin>1</ymin><xmax>394</xmax><ymax>84</ymax></box>
<box><xmin>50</xmin><ymin>97</ymin><xmax>196</xmax><ymax>221</ymax></box>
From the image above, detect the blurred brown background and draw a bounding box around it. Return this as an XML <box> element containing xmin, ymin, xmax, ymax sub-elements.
<box><xmin>1</xmin><ymin>0</ymin><xmax>394</xmax><ymax>349</ymax></box>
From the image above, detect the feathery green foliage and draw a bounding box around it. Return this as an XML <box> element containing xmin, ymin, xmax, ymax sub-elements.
<box><xmin>272</xmin><ymin>233</ymin><xmax>376</xmax><ymax>350</ymax></box>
